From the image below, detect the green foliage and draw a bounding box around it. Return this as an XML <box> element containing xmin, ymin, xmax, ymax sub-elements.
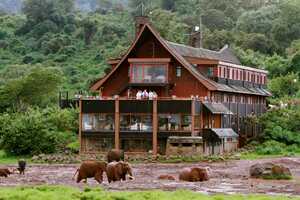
<box><xmin>0</xmin><ymin>67</ymin><xmax>63</xmax><ymax>111</ymax></box>
<box><xmin>259</xmin><ymin>105</ymin><xmax>300</xmax><ymax>146</ymax></box>
<box><xmin>0</xmin><ymin>107</ymin><xmax>78</xmax><ymax>155</ymax></box>
<box><xmin>66</xmin><ymin>141</ymin><xmax>80</xmax><ymax>154</ymax></box>
<box><xmin>268</xmin><ymin>73</ymin><xmax>300</xmax><ymax>98</ymax></box>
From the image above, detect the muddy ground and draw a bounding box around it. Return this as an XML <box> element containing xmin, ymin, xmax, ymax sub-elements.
<box><xmin>0</xmin><ymin>157</ymin><xmax>300</xmax><ymax>195</ymax></box>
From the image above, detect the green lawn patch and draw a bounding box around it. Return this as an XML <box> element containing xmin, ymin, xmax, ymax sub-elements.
<box><xmin>0</xmin><ymin>150</ymin><xmax>30</xmax><ymax>165</ymax></box>
<box><xmin>0</xmin><ymin>186</ymin><xmax>299</xmax><ymax>200</ymax></box>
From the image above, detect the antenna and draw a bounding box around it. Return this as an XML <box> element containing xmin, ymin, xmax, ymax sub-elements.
<box><xmin>136</xmin><ymin>2</ymin><xmax>145</xmax><ymax>16</ymax></box>
<box><xmin>199</xmin><ymin>15</ymin><xmax>203</xmax><ymax>48</ymax></box>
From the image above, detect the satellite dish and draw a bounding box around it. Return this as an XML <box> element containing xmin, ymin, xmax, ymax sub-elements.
<box><xmin>194</xmin><ymin>26</ymin><xmax>200</xmax><ymax>31</ymax></box>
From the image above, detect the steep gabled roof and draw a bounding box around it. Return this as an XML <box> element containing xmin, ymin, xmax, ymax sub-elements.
<box><xmin>91</xmin><ymin>23</ymin><xmax>218</xmax><ymax>91</ymax></box>
<box><xmin>166</xmin><ymin>42</ymin><xmax>241</xmax><ymax>65</ymax></box>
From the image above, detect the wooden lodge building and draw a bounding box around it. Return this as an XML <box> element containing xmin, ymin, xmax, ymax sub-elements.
<box><xmin>79</xmin><ymin>16</ymin><xmax>271</xmax><ymax>156</ymax></box>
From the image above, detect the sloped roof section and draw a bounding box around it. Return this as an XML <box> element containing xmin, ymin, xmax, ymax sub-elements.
<box><xmin>203</xmin><ymin>102</ymin><xmax>233</xmax><ymax>115</ymax></box>
<box><xmin>166</xmin><ymin>42</ymin><xmax>241</xmax><ymax>65</ymax></box>
<box><xmin>211</xmin><ymin>128</ymin><xmax>239</xmax><ymax>138</ymax></box>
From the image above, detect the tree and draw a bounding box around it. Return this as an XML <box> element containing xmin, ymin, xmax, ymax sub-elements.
<box><xmin>202</xmin><ymin>9</ymin><xmax>233</xmax><ymax>30</ymax></box>
<box><xmin>240</xmin><ymin>33</ymin><xmax>275</xmax><ymax>54</ymax></box>
<box><xmin>82</xmin><ymin>18</ymin><xmax>98</xmax><ymax>45</ymax></box>
<box><xmin>22</xmin><ymin>0</ymin><xmax>56</xmax><ymax>24</ymax></box>
<box><xmin>268</xmin><ymin>73</ymin><xmax>300</xmax><ymax>98</ymax></box>
<box><xmin>263</xmin><ymin>54</ymin><xmax>290</xmax><ymax>78</ymax></box>
<box><xmin>0</xmin><ymin>67</ymin><xmax>63</xmax><ymax>111</ymax></box>
<box><xmin>161</xmin><ymin>0</ymin><xmax>175</xmax><ymax>11</ymax></box>
<box><xmin>203</xmin><ymin>29</ymin><xmax>234</xmax><ymax>50</ymax></box>
<box><xmin>150</xmin><ymin>9</ymin><xmax>188</xmax><ymax>44</ymax></box>
<box><xmin>236</xmin><ymin>6</ymin><xmax>279</xmax><ymax>35</ymax></box>
<box><xmin>289</xmin><ymin>52</ymin><xmax>300</xmax><ymax>75</ymax></box>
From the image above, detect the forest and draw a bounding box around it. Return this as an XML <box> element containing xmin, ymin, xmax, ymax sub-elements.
<box><xmin>0</xmin><ymin>0</ymin><xmax>299</xmax><ymax>156</ymax></box>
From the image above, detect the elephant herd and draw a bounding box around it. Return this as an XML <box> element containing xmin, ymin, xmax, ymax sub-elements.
<box><xmin>0</xmin><ymin>149</ymin><xmax>210</xmax><ymax>184</ymax></box>
<box><xmin>73</xmin><ymin>149</ymin><xmax>134</xmax><ymax>184</ymax></box>
<box><xmin>74</xmin><ymin>149</ymin><xmax>210</xmax><ymax>184</ymax></box>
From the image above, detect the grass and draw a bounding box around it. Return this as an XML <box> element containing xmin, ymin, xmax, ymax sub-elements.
<box><xmin>0</xmin><ymin>186</ymin><xmax>299</xmax><ymax>200</ymax></box>
<box><xmin>0</xmin><ymin>150</ymin><xmax>31</xmax><ymax>165</ymax></box>
<box><xmin>240</xmin><ymin>151</ymin><xmax>300</xmax><ymax>160</ymax></box>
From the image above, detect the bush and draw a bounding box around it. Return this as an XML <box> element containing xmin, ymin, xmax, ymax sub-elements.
<box><xmin>0</xmin><ymin>107</ymin><xmax>78</xmax><ymax>155</ymax></box>
<box><xmin>255</xmin><ymin>140</ymin><xmax>286</xmax><ymax>155</ymax></box>
<box><xmin>66</xmin><ymin>141</ymin><xmax>80</xmax><ymax>154</ymax></box>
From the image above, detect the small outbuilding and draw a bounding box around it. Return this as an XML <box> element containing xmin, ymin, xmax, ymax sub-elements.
<box><xmin>166</xmin><ymin>136</ymin><xmax>203</xmax><ymax>156</ymax></box>
<box><xmin>202</xmin><ymin>128</ymin><xmax>238</xmax><ymax>155</ymax></box>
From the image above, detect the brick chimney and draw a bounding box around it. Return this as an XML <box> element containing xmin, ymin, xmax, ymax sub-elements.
<box><xmin>135</xmin><ymin>16</ymin><xmax>150</xmax><ymax>37</ymax></box>
<box><xmin>189</xmin><ymin>30</ymin><xmax>201</xmax><ymax>48</ymax></box>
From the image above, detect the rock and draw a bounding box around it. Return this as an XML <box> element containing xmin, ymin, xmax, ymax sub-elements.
<box><xmin>158</xmin><ymin>175</ymin><xmax>175</xmax><ymax>180</ymax></box>
<box><xmin>250</xmin><ymin>162</ymin><xmax>292</xmax><ymax>179</ymax></box>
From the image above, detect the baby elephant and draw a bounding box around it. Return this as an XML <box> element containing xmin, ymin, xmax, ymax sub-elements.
<box><xmin>106</xmin><ymin>161</ymin><xmax>134</xmax><ymax>183</ymax></box>
<box><xmin>73</xmin><ymin>161</ymin><xmax>107</xmax><ymax>184</ymax></box>
<box><xmin>107</xmin><ymin>149</ymin><xmax>124</xmax><ymax>163</ymax></box>
<box><xmin>179</xmin><ymin>167</ymin><xmax>210</xmax><ymax>182</ymax></box>
<box><xmin>0</xmin><ymin>168</ymin><xmax>12</xmax><ymax>177</ymax></box>
<box><xmin>17</xmin><ymin>159</ymin><xmax>26</xmax><ymax>175</ymax></box>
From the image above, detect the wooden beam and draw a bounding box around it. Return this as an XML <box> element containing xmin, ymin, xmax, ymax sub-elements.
<box><xmin>114</xmin><ymin>97</ymin><xmax>120</xmax><ymax>150</ymax></box>
<box><xmin>191</xmin><ymin>98</ymin><xmax>196</xmax><ymax>136</ymax></box>
<box><xmin>152</xmin><ymin>98</ymin><xmax>158</xmax><ymax>157</ymax></box>
<box><xmin>79</xmin><ymin>99</ymin><xmax>83</xmax><ymax>154</ymax></box>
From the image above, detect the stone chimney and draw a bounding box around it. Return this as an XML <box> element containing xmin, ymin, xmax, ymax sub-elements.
<box><xmin>135</xmin><ymin>16</ymin><xmax>150</xmax><ymax>37</ymax></box>
<box><xmin>189</xmin><ymin>30</ymin><xmax>201</xmax><ymax>48</ymax></box>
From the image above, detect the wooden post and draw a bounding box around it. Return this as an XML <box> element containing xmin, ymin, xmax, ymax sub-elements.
<box><xmin>114</xmin><ymin>96</ymin><xmax>120</xmax><ymax>150</ymax></box>
<box><xmin>191</xmin><ymin>97</ymin><xmax>196</xmax><ymax>136</ymax></box>
<box><xmin>79</xmin><ymin>98</ymin><xmax>83</xmax><ymax>154</ymax></box>
<box><xmin>152</xmin><ymin>98</ymin><xmax>158</xmax><ymax>157</ymax></box>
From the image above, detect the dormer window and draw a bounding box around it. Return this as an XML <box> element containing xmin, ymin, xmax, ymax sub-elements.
<box><xmin>128</xmin><ymin>58</ymin><xmax>170</xmax><ymax>84</ymax></box>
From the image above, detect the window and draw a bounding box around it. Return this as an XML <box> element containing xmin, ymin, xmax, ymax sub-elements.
<box><xmin>181</xmin><ymin>115</ymin><xmax>192</xmax><ymax>131</ymax></box>
<box><xmin>176</xmin><ymin>66</ymin><xmax>182</xmax><ymax>77</ymax></box>
<box><xmin>207</xmin><ymin>67</ymin><xmax>214</xmax><ymax>77</ymax></box>
<box><xmin>131</xmin><ymin>63</ymin><xmax>167</xmax><ymax>83</ymax></box>
<box><xmin>82</xmin><ymin>114</ymin><xmax>114</xmax><ymax>131</ymax></box>
<box><xmin>158</xmin><ymin>114</ymin><xmax>181</xmax><ymax>131</ymax></box>
<box><xmin>120</xmin><ymin>114</ymin><xmax>152</xmax><ymax>131</ymax></box>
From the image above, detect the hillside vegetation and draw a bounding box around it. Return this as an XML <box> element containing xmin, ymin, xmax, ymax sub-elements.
<box><xmin>0</xmin><ymin>0</ymin><xmax>299</xmax><ymax>156</ymax></box>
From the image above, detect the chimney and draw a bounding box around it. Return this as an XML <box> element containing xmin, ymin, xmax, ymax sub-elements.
<box><xmin>135</xmin><ymin>16</ymin><xmax>150</xmax><ymax>37</ymax></box>
<box><xmin>189</xmin><ymin>30</ymin><xmax>201</xmax><ymax>48</ymax></box>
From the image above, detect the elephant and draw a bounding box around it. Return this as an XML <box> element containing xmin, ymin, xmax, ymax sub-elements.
<box><xmin>106</xmin><ymin>161</ymin><xmax>134</xmax><ymax>183</ymax></box>
<box><xmin>179</xmin><ymin>167</ymin><xmax>209</xmax><ymax>182</ymax></box>
<box><xmin>73</xmin><ymin>161</ymin><xmax>107</xmax><ymax>184</ymax></box>
<box><xmin>17</xmin><ymin>159</ymin><xmax>26</xmax><ymax>175</ymax></box>
<box><xmin>0</xmin><ymin>168</ymin><xmax>12</xmax><ymax>177</ymax></box>
<box><xmin>107</xmin><ymin>149</ymin><xmax>124</xmax><ymax>163</ymax></box>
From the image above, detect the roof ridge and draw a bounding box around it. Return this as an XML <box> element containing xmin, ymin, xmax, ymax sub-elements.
<box><xmin>165</xmin><ymin>40</ymin><xmax>220</xmax><ymax>54</ymax></box>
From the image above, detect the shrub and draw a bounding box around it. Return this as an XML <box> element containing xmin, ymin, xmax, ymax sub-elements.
<box><xmin>255</xmin><ymin>140</ymin><xmax>286</xmax><ymax>155</ymax></box>
<box><xmin>0</xmin><ymin>107</ymin><xmax>78</xmax><ymax>155</ymax></box>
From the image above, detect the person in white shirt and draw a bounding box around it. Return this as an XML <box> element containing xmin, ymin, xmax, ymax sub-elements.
<box><xmin>148</xmin><ymin>91</ymin><xmax>154</xmax><ymax>100</ymax></box>
<box><xmin>136</xmin><ymin>90</ymin><xmax>142</xmax><ymax>100</ymax></box>
<box><xmin>152</xmin><ymin>91</ymin><xmax>158</xmax><ymax>99</ymax></box>
<box><xmin>142</xmin><ymin>89</ymin><xmax>149</xmax><ymax>99</ymax></box>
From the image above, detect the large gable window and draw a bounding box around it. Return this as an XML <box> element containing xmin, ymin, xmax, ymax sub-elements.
<box><xmin>128</xmin><ymin>58</ymin><xmax>170</xmax><ymax>84</ymax></box>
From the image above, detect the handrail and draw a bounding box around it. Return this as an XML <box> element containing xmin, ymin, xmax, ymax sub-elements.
<box><xmin>79</xmin><ymin>96</ymin><xmax>209</xmax><ymax>101</ymax></box>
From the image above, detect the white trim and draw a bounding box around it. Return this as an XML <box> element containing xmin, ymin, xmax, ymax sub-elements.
<box><xmin>219</xmin><ymin>61</ymin><xmax>268</xmax><ymax>74</ymax></box>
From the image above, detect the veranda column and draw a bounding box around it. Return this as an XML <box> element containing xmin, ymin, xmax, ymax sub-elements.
<box><xmin>191</xmin><ymin>97</ymin><xmax>196</xmax><ymax>136</ymax></box>
<box><xmin>79</xmin><ymin>98</ymin><xmax>83</xmax><ymax>154</ymax></box>
<box><xmin>114</xmin><ymin>96</ymin><xmax>120</xmax><ymax>150</ymax></box>
<box><xmin>152</xmin><ymin>98</ymin><xmax>158</xmax><ymax>156</ymax></box>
